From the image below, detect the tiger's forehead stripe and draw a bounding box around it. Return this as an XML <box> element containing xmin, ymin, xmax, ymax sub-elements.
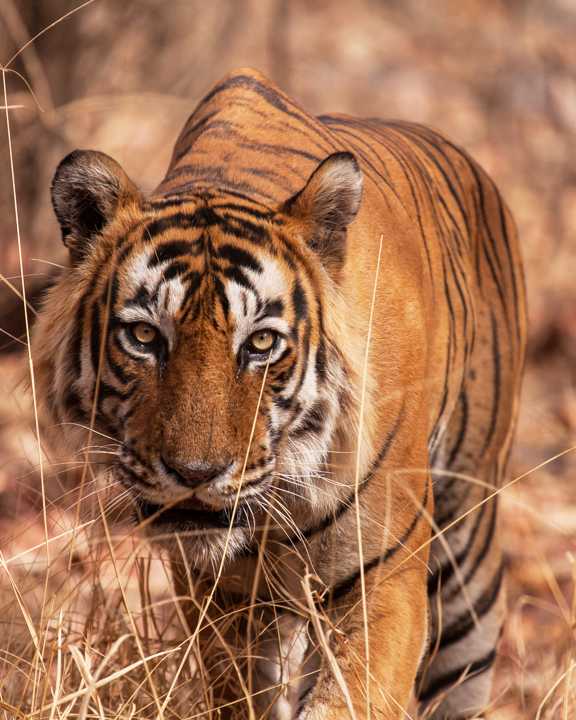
<box><xmin>108</xmin><ymin>210</ymin><xmax>313</xmax><ymax>338</ymax></box>
<box><xmin>118</xmin><ymin>193</ymin><xmax>332</xmax><ymax>327</ymax></box>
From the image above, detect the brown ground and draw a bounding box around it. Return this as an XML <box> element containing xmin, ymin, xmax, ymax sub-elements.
<box><xmin>0</xmin><ymin>1</ymin><xmax>575</xmax><ymax>717</ymax></box>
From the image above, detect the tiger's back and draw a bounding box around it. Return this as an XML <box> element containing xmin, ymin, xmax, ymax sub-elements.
<box><xmin>34</xmin><ymin>69</ymin><xmax>526</xmax><ymax>719</ymax></box>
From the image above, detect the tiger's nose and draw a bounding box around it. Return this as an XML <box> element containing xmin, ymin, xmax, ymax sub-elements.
<box><xmin>160</xmin><ymin>456</ymin><xmax>229</xmax><ymax>488</ymax></box>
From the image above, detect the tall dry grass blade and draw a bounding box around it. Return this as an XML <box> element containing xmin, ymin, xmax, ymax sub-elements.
<box><xmin>353</xmin><ymin>231</ymin><xmax>384</xmax><ymax>717</ymax></box>
<box><xmin>0</xmin><ymin>67</ymin><xmax>46</xmax><ymax>115</ymax></box>
<box><xmin>535</xmin><ymin>661</ymin><xmax>576</xmax><ymax>720</ymax></box>
<box><xmin>95</xmin><ymin>492</ymin><xmax>166</xmax><ymax>719</ymax></box>
<box><xmin>47</xmin><ymin>609</ymin><xmax>64</xmax><ymax>720</ymax></box>
<box><xmin>246</xmin><ymin>512</ymin><xmax>272</xmax><ymax>705</ymax></box>
<box><xmin>1</xmin><ymin>64</ymin><xmax>53</xmax><ymax>715</ymax></box>
<box><xmin>0</xmin><ymin>0</ymin><xmax>57</xmax><ymax>114</ymax></box>
<box><xmin>0</xmin><ymin>550</ymin><xmax>41</xmax><ymax>655</ymax></box>
<box><xmin>302</xmin><ymin>572</ymin><xmax>358</xmax><ymax>720</ymax></box>
<box><xmin>3</xmin><ymin>0</ymin><xmax>98</xmax><ymax>68</ymax></box>
<box><xmin>29</xmin><ymin>646</ymin><xmax>177</xmax><ymax>716</ymax></box>
<box><xmin>0</xmin><ymin>701</ymin><xmax>27</xmax><ymax>720</ymax></box>
<box><xmin>3</xmin><ymin>521</ymin><xmax>95</xmax><ymax>568</ymax></box>
<box><xmin>0</xmin><ymin>270</ymin><xmax>39</xmax><ymax>314</ymax></box>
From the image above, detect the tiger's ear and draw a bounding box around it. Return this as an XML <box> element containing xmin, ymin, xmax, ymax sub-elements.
<box><xmin>282</xmin><ymin>152</ymin><xmax>363</xmax><ymax>275</ymax></box>
<box><xmin>51</xmin><ymin>150</ymin><xmax>141</xmax><ymax>264</ymax></box>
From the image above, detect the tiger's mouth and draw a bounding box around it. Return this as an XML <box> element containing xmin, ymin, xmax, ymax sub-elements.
<box><xmin>135</xmin><ymin>497</ymin><xmax>251</xmax><ymax>530</ymax></box>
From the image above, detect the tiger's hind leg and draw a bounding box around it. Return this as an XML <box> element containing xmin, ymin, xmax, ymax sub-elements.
<box><xmin>417</xmin><ymin>318</ymin><xmax>521</xmax><ymax>718</ymax></box>
<box><xmin>417</xmin><ymin>458</ymin><xmax>505</xmax><ymax>719</ymax></box>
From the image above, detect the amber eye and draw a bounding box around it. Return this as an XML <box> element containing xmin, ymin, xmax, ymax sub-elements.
<box><xmin>130</xmin><ymin>322</ymin><xmax>158</xmax><ymax>345</ymax></box>
<box><xmin>246</xmin><ymin>330</ymin><xmax>277</xmax><ymax>355</ymax></box>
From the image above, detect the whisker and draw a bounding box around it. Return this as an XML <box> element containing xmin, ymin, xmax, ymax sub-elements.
<box><xmin>56</xmin><ymin>422</ymin><xmax>121</xmax><ymax>443</ymax></box>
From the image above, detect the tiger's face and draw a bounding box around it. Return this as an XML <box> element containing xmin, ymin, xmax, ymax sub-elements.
<box><xmin>36</xmin><ymin>149</ymin><xmax>363</xmax><ymax>566</ymax></box>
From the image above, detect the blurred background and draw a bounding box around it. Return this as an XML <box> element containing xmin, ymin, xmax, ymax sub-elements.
<box><xmin>1</xmin><ymin>1</ymin><xmax>575</xmax><ymax>717</ymax></box>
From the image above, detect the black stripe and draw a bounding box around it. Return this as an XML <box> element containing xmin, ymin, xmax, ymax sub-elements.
<box><xmin>221</xmin><ymin>265</ymin><xmax>255</xmax><ymax>291</ymax></box>
<box><xmin>481</xmin><ymin>312</ymin><xmax>501</xmax><ymax>455</ymax></box>
<box><xmin>163</xmin><ymin>261</ymin><xmax>188</xmax><ymax>281</ymax></box>
<box><xmin>297</xmin><ymin>679</ymin><xmax>317</xmax><ymax>716</ymax></box>
<box><xmin>69</xmin><ymin>296</ymin><xmax>85</xmax><ymax>379</ymax></box>
<box><xmin>384</xmin><ymin>121</ymin><xmax>471</xmax><ymax>239</ymax></box>
<box><xmin>446</xmin><ymin>249</ymin><xmax>469</xmax><ymax>354</ymax></box>
<box><xmin>209</xmin><ymin>201</ymin><xmax>277</xmax><ymax>221</ymax></box>
<box><xmin>196</xmin><ymin>73</ymin><xmax>338</xmax><ymax>157</ymax></box>
<box><xmin>317</xmin><ymin>116</ymin><xmax>400</xmax><ymax>207</ymax></box>
<box><xmin>302</xmin><ymin>405</ymin><xmax>406</xmax><ymax>541</ymax></box>
<box><xmin>237</xmin><ymin>139</ymin><xmax>321</xmax><ymax>164</ymax></box>
<box><xmin>90</xmin><ymin>303</ymin><xmax>101</xmax><ymax>374</ymax></box>
<box><xmin>445</xmin><ymin>499</ymin><xmax>498</xmax><ymax>603</ymax></box>
<box><xmin>148</xmin><ymin>241</ymin><xmax>194</xmax><ymax>267</ymax></box>
<box><xmin>163</xmin><ymin>166</ymin><xmax>278</xmax><ymax>203</ymax></box>
<box><xmin>442</xmin><ymin>253</ymin><xmax>457</xmax><ymax>365</ymax></box>
<box><xmin>118</xmin><ymin>462</ymin><xmax>157</xmax><ymax>489</ymax></box>
<box><xmin>126</xmin><ymin>285</ymin><xmax>151</xmax><ymax>310</ymax></box>
<box><xmin>438</xmin><ymin>562</ymin><xmax>504</xmax><ymax>651</ymax></box>
<box><xmin>433</xmin><ymin>480</ymin><xmax>474</xmax><ymax>530</ymax></box>
<box><xmin>69</xmin><ymin>274</ymin><xmax>99</xmax><ymax>380</ymax></box>
<box><xmin>241</xmin><ymin>164</ymin><xmax>301</xmax><ymax>192</ymax></box>
<box><xmin>427</xmin><ymin>499</ymin><xmax>488</xmax><ymax>594</ymax></box>
<box><xmin>197</xmin><ymin>73</ymin><xmax>291</xmax><ymax>114</ymax></box>
<box><xmin>446</xmin><ymin>390</ymin><xmax>469</xmax><ymax>468</ymax></box>
<box><xmin>496</xmin><ymin>198</ymin><xmax>521</xmax><ymax>344</ymax></box>
<box><xmin>212</xmin><ymin>275</ymin><xmax>230</xmax><ymax>319</ymax></box>
<box><xmin>261</xmin><ymin>299</ymin><xmax>284</xmax><ymax>318</ymax></box>
<box><xmin>467</xmin><ymin>158</ymin><xmax>506</xmax><ymax>280</ymax></box>
<box><xmin>173</xmin><ymin>109</ymin><xmax>221</xmax><ymax>156</ymax></box>
<box><xmin>290</xmin><ymin>401</ymin><xmax>326</xmax><ymax>438</ymax></box>
<box><xmin>292</xmin><ymin>279</ymin><xmax>308</xmax><ymax>320</ymax></box>
<box><xmin>62</xmin><ymin>388</ymin><xmax>86</xmax><ymax>422</ymax></box>
<box><xmin>418</xmin><ymin>647</ymin><xmax>497</xmax><ymax>704</ymax></box>
<box><xmin>220</xmin><ymin>214</ymin><xmax>272</xmax><ymax>244</ymax></box>
<box><xmin>143</xmin><ymin>209</ymin><xmax>218</xmax><ymax>239</ymax></box>
<box><xmin>217</xmin><ymin>243</ymin><xmax>263</xmax><ymax>273</ymax></box>
<box><xmin>314</xmin><ymin>339</ymin><xmax>326</xmax><ymax>382</ymax></box>
<box><xmin>107</xmin><ymin>334</ymin><xmax>132</xmax><ymax>385</ymax></box>
<box><xmin>283</xmin><ymin>322</ymin><xmax>312</xmax><ymax>424</ymax></box>
<box><xmin>143</xmin><ymin>213</ymin><xmax>195</xmax><ymax>239</ymax></box>
<box><xmin>330</xmin><ymin>480</ymin><xmax>429</xmax><ymax>602</ymax></box>
<box><xmin>181</xmin><ymin>271</ymin><xmax>203</xmax><ymax>308</ymax></box>
<box><xmin>481</xmin><ymin>232</ymin><xmax>510</xmax><ymax>332</ymax></box>
<box><xmin>361</xmin><ymin>120</ymin><xmax>435</xmax><ymax>286</ymax></box>
<box><xmin>147</xmin><ymin>195</ymin><xmax>197</xmax><ymax>210</ymax></box>
<box><xmin>97</xmin><ymin>380</ymin><xmax>131</xmax><ymax>403</ymax></box>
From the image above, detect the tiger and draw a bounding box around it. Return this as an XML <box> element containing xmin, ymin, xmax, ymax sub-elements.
<box><xmin>32</xmin><ymin>68</ymin><xmax>526</xmax><ymax>719</ymax></box>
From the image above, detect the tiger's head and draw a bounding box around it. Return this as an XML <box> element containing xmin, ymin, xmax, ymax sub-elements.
<box><xmin>33</xmin><ymin>149</ymin><xmax>365</xmax><ymax>566</ymax></box>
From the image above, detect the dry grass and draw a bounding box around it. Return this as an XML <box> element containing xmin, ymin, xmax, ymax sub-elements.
<box><xmin>1</xmin><ymin>1</ymin><xmax>575</xmax><ymax>718</ymax></box>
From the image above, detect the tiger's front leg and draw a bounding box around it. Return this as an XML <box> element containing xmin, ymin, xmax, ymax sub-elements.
<box><xmin>300</xmin><ymin>568</ymin><xmax>429</xmax><ymax>720</ymax></box>
<box><xmin>297</xmin><ymin>462</ymin><xmax>432</xmax><ymax>720</ymax></box>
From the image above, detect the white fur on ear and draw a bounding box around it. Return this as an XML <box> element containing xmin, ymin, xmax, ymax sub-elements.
<box><xmin>306</xmin><ymin>152</ymin><xmax>363</xmax><ymax>229</ymax></box>
<box><xmin>51</xmin><ymin>149</ymin><xmax>140</xmax><ymax>264</ymax></box>
<box><xmin>283</xmin><ymin>152</ymin><xmax>363</xmax><ymax>275</ymax></box>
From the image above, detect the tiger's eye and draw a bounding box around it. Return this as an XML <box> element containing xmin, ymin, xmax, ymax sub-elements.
<box><xmin>248</xmin><ymin>330</ymin><xmax>276</xmax><ymax>353</ymax></box>
<box><xmin>131</xmin><ymin>322</ymin><xmax>158</xmax><ymax>345</ymax></box>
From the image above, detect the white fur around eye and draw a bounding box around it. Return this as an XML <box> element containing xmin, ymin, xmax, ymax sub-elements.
<box><xmin>226</xmin><ymin>255</ymin><xmax>290</xmax><ymax>354</ymax></box>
